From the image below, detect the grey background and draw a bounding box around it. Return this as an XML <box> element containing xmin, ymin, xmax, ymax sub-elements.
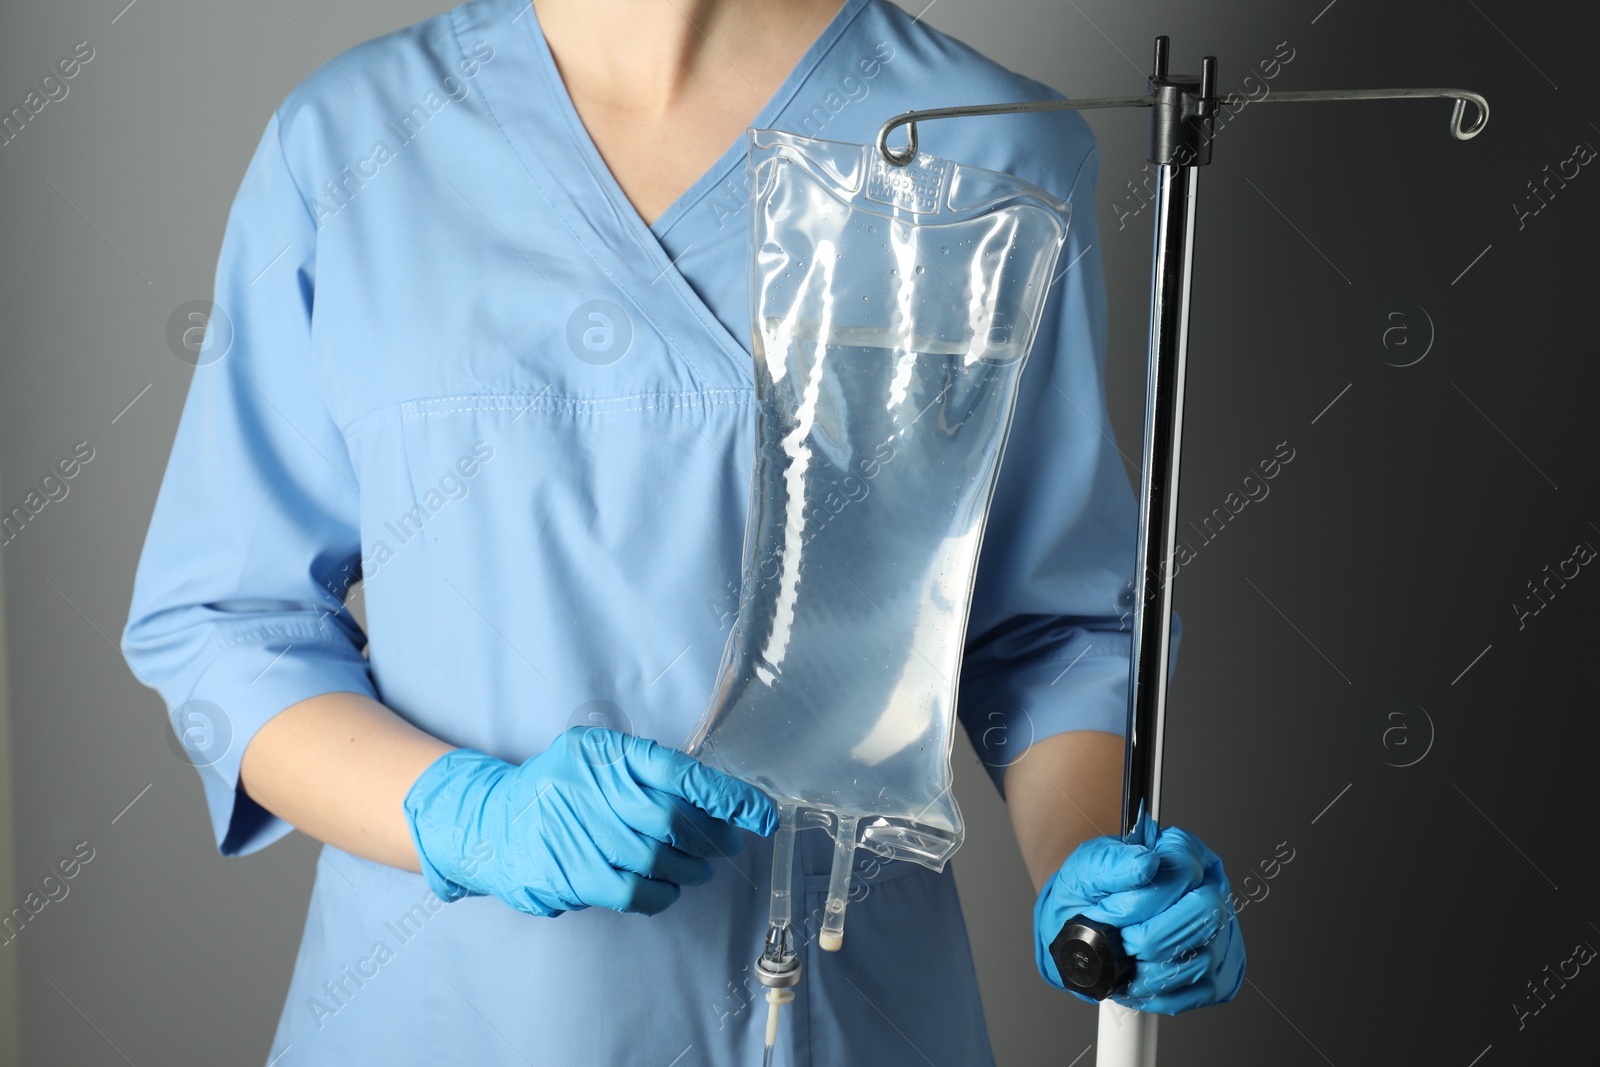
<box><xmin>1</xmin><ymin>0</ymin><xmax>1594</xmax><ymax>1064</ymax></box>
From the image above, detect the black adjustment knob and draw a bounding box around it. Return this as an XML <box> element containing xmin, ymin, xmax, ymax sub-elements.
<box><xmin>1050</xmin><ymin>915</ymin><xmax>1133</xmax><ymax>1001</ymax></box>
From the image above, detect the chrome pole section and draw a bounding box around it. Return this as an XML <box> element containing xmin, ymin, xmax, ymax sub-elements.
<box><xmin>1046</xmin><ymin>46</ymin><xmax>1216</xmax><ymax>1049</ymax></box>
<box><xmin>1092</xmin><ymin>46</ymin><xmax>1206</xmax><ymax>1067</ymax></box>
<box><xmin>1121</xmin><ymin>157</ymin><xmax>1199</xmax><ymax>846</ymax></box>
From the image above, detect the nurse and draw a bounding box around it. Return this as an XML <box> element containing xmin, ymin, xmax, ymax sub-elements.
<box><xmin>122</xmin><ymin>0</ymin><xmax>1243</xmax><ymax>1063</ymax></box>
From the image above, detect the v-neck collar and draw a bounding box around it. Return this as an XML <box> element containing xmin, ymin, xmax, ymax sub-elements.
<box><xmin>517</xmin><ymin>0</ymin><xmax>872</xmax><ymax>239</ymax></box>
<box><xmin>457</xmin><ymin>0</ymin><xmax>871</xmax><ymax>391</ymax></box>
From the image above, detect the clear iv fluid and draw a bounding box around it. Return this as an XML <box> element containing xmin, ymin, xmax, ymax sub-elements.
<box><xmin>695</xmin><ymin>130</ymin><xmax>1068</xmax><ymax>994</ymax></box>
<box><xmin>694</xmin><ymin>328</ymin><xmax>1027</xmax><ymax>839</ymax></box>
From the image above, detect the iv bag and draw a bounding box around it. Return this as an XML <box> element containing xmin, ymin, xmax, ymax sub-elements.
<box><xmin>687</xmin><ymin>128</ymin><xmax>1072</xmax><ymax>877</ymax></box>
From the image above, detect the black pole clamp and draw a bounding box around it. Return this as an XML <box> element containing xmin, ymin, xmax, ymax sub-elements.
<box><xmin>1147</xmin><ymin>36</ymin><xmax>1216</xmax><ymax>168</ymax></box>
<box><xmin>1050</xmin><ymin>915</ymin><xmax>1135</xmax><ymax>1001</ymax></box>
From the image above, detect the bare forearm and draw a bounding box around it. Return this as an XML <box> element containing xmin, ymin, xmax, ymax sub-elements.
<box><xmin>1004</xmin><ymin>730</ymin><xmax>1125</xmax><ymax>893</ymax></box>
<box><xmin>238</xmin><ymin>691</ymin><xmax>455</xmax><ymax>871</ymax></box>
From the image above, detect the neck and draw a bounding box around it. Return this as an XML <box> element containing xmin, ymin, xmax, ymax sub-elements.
<box><xmin>532</xmin><ymin>0</ymin><xmax>843</xmax><ymax>115</ymax></box>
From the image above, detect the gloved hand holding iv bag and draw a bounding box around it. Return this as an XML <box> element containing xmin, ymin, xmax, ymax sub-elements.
<box><xmin>1036</xmin><ymin>827</ymin><xmax>1246</xmax><ymax>1014</ymax></box>
<box><xmin>403</xmin><ymin>727</ymin><xmax>776</xmax><ymax>916</ymax></box>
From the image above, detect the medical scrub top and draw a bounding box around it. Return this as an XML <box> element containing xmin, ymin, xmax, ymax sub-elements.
<box><xmin>122</xmin><ymin>0</ymin><xmax>1154</xmax><ymax>1062</ymax></box>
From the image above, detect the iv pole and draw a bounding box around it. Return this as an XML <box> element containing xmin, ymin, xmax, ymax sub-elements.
<box><xmin>874</xmin><ymin>36</ymin><xmax>1488</xmax><ymax>1067</ymax></box>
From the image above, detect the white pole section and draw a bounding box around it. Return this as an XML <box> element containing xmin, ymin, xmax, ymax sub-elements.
<box><xmin>1096</xmin><ymin>1001</ymin><xmax>1158</xmax><ymax>1067</ymax></box>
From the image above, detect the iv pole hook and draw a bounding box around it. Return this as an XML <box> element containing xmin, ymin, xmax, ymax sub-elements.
<box><xmin>874</xmin><ymin>88</ymin><xmax>1488</xmax><ymax>167</ymax></box>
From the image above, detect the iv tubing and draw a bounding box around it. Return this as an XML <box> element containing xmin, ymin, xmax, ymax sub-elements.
<box><xmin>768</xmin><ymin>806</ymin><xmax>797</xmax><ymax>934</ymax></box>
<box><xmin>759</xmin><ymin>807</ymin><xmax>800</xmax><ymax>1067</ymax></box>
<box><xmin>818</xmin><ymin>814</ymin><xmax>859</xmax><ymax>952</ymax></box>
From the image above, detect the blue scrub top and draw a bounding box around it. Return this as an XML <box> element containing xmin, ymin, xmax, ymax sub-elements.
<box><xmin>123</xmin><ymin>0</ymin><xmax>1161</xmax><ymax>1062</ymax></box>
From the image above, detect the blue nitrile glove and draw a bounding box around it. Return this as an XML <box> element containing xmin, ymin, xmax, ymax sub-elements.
<box><xmin>1034</xmin><ymin>827</ymin><xmax>1245</xmax><ymax>1015</ymax></box>
<box><xmin>403</xmin><ymin>727</ymin><xmax>776</xmax><ymax>917</ymax></box>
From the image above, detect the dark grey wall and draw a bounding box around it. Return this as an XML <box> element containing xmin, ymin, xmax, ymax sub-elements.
<box><xmin>1</xmin><ymin>1</ymin><xmax>1593</xmax><ymax>1065</ymax></box>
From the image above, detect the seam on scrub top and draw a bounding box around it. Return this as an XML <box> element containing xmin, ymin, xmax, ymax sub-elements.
<box><xmin>1064</xmin><ymin>142</ymin><xmax>1098</xmax><ymax>205</ymax></box>
<box><xmin>184</xmin><ymin>622</ymin><xmax>369</xmax><ymax>702</ymax></box>
<box><xmin>340</xmin><ymin>388</ymin><xmax>752</xmax><ymax>436</ymax></box>
<box><xmin>203</xmin><ymin>620</ymin><xmax>364</xmax><ymax>661</ymax></box>
<box><xmin>452</xmin><ymin>4</ymin><xmax>719</xmax><ymax>393</ymax></box>
<box><xmin>269</xmin><ymin>103</ymin><xmax>385</xmax><ymax>452</ymax></box>
<box><xmin>269</xmin><ymin>105</ymin><xmax>322</xmax><ymax>232</ymax></box>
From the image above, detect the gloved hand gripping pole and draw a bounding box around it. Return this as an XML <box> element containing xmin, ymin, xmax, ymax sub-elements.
<box><xmin>874</xmin><ymin>33</ymin><xmax>1486</xmax><ymax>1067</ymax></box>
